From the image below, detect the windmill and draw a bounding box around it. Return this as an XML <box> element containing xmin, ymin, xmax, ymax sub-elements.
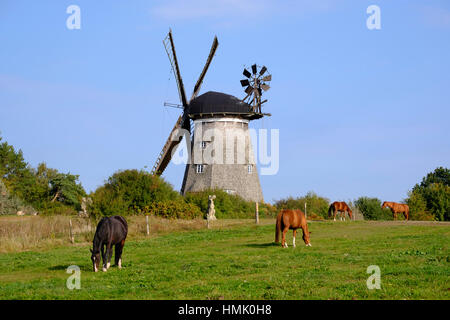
<box><xmin>152</xmin><ymin>30</ymin><xmax>271</xmax><ymax>202</ymax></box>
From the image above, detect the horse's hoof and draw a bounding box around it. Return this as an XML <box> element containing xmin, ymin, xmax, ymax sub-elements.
<box><xmin>306</xmin><ymin>243</ymin><xmax>312</xmax><ymax>247</ymax></box>
<box><xmin>102</xmin><ymin>267</ymin><xmax>107</xmax><ymax>272</ymax></box>
<box><xmin>106</xmin><ymin>262</ymin><xmax>111</xmax><ymax>269</ymax></box>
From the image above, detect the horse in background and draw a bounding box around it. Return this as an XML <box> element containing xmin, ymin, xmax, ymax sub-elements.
<box><xmin>328</xmin><ymin>201</ymin><xmax>353</xmax><ymax>221</ymax></box>
<box><xmin>275</xmin><ymin>209</ymin><xmax>311</xmax><ymax>248</ymax></box>
<box><xmin>382</xmin><ymin>202</ymin><xmax>409</xmax><ymax>220</ymax></box>
<box><xmin>90</xmin><ymin>215</ymin><xmax>128</xmax><ymax>272</ymax></box>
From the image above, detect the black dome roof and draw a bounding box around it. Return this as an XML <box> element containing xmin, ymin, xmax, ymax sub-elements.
<box><xmin>188</xmin><ymin>91</ymin><xmax>262</xmax><ymax>119</ymax></box>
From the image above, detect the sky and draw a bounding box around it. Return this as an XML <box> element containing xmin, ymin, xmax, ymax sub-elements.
<box><xmin>0</xmin><ymin>0</ymin><xmax>449</xmax><ymax>204</ymax></box>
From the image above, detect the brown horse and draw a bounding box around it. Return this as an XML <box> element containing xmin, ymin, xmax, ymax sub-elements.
<box><xmin>275</xmin><ymin>209</ymin><xmax>311</xmax><ymax>248</ymax></box>
<box><xmin>328</xmin><ymin>201</ymin><xmax>353</xmax><ymax>221</ymax></box>
<box><xmin>382</xmin><ymin>202</ymin><xmax>409</xmax><ymax>220</ymax></box>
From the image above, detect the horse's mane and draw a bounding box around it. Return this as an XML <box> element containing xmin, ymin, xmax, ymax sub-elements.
<box><xmin>95</xmin><ymin>217</ymin><xmax>109</xmax><ymax>232</ymax></box>
<box><xmin>92</xmin><ymin>217</ymin><xmax>110</xmax><ymax>253</ymax></box>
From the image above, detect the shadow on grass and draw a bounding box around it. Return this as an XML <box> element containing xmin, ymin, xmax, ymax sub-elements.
<box><xmin>48</xmin><ymin>264</ymin><xmax>92</xmax><ymax>272</ymax></box>
<box><xmin>245</xmin><ymin>242</ymin><xmax>280</xmax><ymax>248</ymax></box>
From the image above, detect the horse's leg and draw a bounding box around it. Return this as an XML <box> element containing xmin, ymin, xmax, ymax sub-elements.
<box><xmin>101</xmin><ymin>244</ymin><xmax>107</xmax><ymax>272</ymax></box>
<box><xmin>282</xmin><ymin>227</ymin><xmax>289</xmax><ymax>248</ymax></box>
<box><xmin>333</xmin><ymin>209</ymin><xmax>336</xmax><ymax>221</ymax></box>
<box><xmin>115</xmin><ymin>240</ymin><xmax>124</xmax><ymax>269</ymax></box>
<box><xmin>292</xmin><ymin>229</ymin><xmax>297</xmax><ymax>248</ymax></box>
<box><xmin>106</xmin><ymin>243</ymin><xmax>113</xmax><ymax>270</ymax></box>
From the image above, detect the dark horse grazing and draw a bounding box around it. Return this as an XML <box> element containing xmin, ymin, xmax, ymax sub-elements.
<box><xmin>90</xmin><ymin>216</ymin><xmax>128</xmax><ymax>272</ymax></box>
<box><xmin>328</xmin><ymin>201</ymin><xmax>353</xmax><ymax>221</ymax></box>
<box><xmin>275</xmin><ymin>209</ymin><xmax>311</xmax><ymax>248</ymax></box>
<box><xmin>382</xmin><ymin>202</ymin><xmax>409</xmax><ymax>220</ymax></box>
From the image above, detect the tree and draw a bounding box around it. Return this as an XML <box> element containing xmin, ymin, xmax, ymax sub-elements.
<box><xmin>49</xmin><ymin>172</ymin><xmax>86</xmax><ymax>209</ymax></box>
<box><xmin>0</xmin><ymin>136</ymin><xmax>43</xmax><ymax>206</ymax></box>
<box><xmin>415</xmin><ymin>167</ymin><xmax>450</xmax><ymax>189</ymax></box>
<box><xmin>407</xmin><ymin>167</ymin><xmax>450</xmax><ymax>221</ymax></box>
<box><xmin>354</xmin><ymin>197</ymin><xmax>392</xmax><ymax>220</ymax></box>
<box><xmin>0</xmin><ymin>136</ymin><xmax>86</xmax><ymax>213</ymax></box>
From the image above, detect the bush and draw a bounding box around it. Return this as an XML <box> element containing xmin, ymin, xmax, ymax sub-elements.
<box><xmin>37</xmin><ymin>201</ymin><xmax>78</xmax><ymax>216</ymax></box>
<box><xmin>141</xmin><ymin>200</ymin><xmax>203</xmax><ymax>219</ymax></box>
<box><xmin>0</xmin><ymin>179</ymin><xmax>23</xmax><ymax>215</ymax></box>
<box><xmin>354</xmin><ymin>197</ymin><xmax>393</xmax><ymax>220</ymax></box>
<box><xmin>185</xmin><ymin>189</ymin><xmax>277</xmax><ymax>219</ymax></box>
<box><xmin>89</xmin><ymin>169</ymin><xmax>182</xmax><ymax>217</ymax></box>
<box><xmin>274</xmin><ymin>192</ymin><xmax>329</xmax><ymax>219</ymax></box>
<box><xmin>257</xmin><ymin>202</ymin><xmax>279</xmax><ymax>218</ymax></box>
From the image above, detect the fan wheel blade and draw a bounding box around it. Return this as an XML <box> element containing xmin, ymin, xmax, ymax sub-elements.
<box><xmin>240</xmin><ymin>79</ymin><xmax>250</xmax><ymax>87</ymax></box>
<box><xmin>245</xmin><ymin>86</ymin><xmax>253</xmax><ymax>94</ymax></box>
<box><xmin>262</xmin><ymin>74</ymin><xmax>272</xmax><ymax>82</ymax></box>
<box><xmin>261</xmin><ymin>84</ymin><xmax>270</xmax><ymax>91</ymax></box>
<box><xmin>259</xmin><ymin>66</ymin><xmax>267</xmax><ymax>76</ymax></box>
<box><xmin>251</xmin><ymin>64</ymin><xmax>257</xmax><ymax>74</ymax></box>
<box><xmin>243</xmin><ymin>69</ymin><xmax>251</xmax><ymax>78</ymax></box>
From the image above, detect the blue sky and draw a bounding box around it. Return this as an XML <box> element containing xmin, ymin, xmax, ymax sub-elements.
<box><xmin>0</xmin><ymin>0</ymin><xmax>449</xmax><ymax>204</ymax></box>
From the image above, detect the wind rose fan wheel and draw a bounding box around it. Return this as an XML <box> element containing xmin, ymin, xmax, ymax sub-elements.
<box><xmin>240</xmin><ymin>64</ymin><xmax>271</xmax><ymax>112</ymax></box>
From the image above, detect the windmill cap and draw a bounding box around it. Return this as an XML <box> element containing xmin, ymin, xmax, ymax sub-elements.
<box><xmin>188</xmin><ymin>91</ymin><xmax>263</xmax><ymax>120</ymax></box>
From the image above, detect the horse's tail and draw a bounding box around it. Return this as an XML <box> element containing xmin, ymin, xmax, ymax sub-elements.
<box><xmin>275</xmin><ymin>212</ymin><xmax>282</xmax><ymax>243</ymax></box>
<box><xmin>328</xmin><ymin>203</ymin><xmax>334</xmax><ymax>218</ymax></box>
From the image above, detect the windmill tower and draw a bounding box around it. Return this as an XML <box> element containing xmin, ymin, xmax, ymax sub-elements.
<box><xmin>151</xmin><ymin>30</ymin><xmax>271</xmax><ymax>202</ymax></box>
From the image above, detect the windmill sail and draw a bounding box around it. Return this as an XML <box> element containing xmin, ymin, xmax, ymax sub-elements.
<box><xmin>153</xmin><ymin>30</ymin><xmax>189</xmax><ymax>176</ymax></box>
<box><xmin>152</xmin><ymin>30</ymin><xmax>218</xmax><ymax>176</ymax></box>
<box><xmin>163</xmin><ymin>30</ymin><xmax>188</xmax><ymax>108</ymax></box>
<box><xmin>151</xmin><ymin>116</ymin><xmax>183</xmax><ymax>176</ymax></box>
<box><xmin>190</xmin><ymin>36</ymin><xmax>219</xmax><ymax>102</ymax></box>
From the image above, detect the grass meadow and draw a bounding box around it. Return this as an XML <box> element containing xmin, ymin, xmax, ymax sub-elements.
<box><xmin>0</xmin><ymin>216</ymin><xmax>448</xmax><ymax>300</ymax></box>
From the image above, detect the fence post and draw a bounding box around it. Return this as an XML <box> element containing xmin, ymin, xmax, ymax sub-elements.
<box><xmin>304</xmin><ymin>202</ymin><xmax>307</xmax><ymax>219</ymax></box>
<box><xmin>255</xmin><ymin>202</ymin><xmax>259</xmax><ymax>224</ymax></box>
<box><xmin>69</xmin><ymin>219</ymin><xmax>74</xmax><ymax>244</ymax></box>
<box><xmin>146</xmin><ymin>215</ymin><xmax>150</xmax><ymax>235</ymax></box>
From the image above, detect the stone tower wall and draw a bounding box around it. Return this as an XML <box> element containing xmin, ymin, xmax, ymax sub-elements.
<box><xmin>181</xmin><ymin>117</ymin><xmax>264</xmax><ymax>202</ymax></box>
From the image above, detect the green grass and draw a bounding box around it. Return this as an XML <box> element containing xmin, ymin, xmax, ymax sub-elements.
<box><xmin>0</xmin><ymin>220</ymin><xmax>449</xmax><ymax>299</ymax></box>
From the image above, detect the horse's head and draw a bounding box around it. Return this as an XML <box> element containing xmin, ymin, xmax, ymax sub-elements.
<box><xmin>302</xmin><ymin>231</ymin><xmax>312</xmax><ymax>246</ymax></box>
<box><xmin>381</xmin><ymin>202</ymin><xmax>388</xmax><ymax>209</ymax></box>
<box><xmin>90</xmin><ymin>248</ymin><xmax>100</xmax><ymax>272</ymax></box>
<box><xmin>348</xmin><ymin>209</ymin><xmax>353</xmax><ymax>220</ymax></box>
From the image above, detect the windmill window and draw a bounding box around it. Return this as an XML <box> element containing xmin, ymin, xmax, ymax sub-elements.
<box><xmin>248</xmin><ymin>164</ymin><xmax>253</xmax><ymax>174</ymax></box>
<box><xmin>196</xmin><ymin>164</ymin><xmax>204</xmax><ymax>173</ymax></box>
<box><xmin>201</xmin><ymin>141</ymin><xmax>207</xmax><ymax>149</ymax></box>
